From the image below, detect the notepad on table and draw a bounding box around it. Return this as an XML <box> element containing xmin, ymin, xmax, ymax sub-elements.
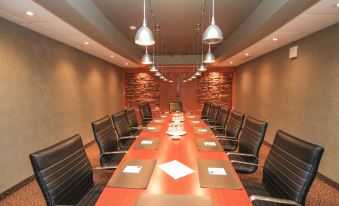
<box><xmin>204</xmin><ymin>141</ymin><xmax>216</xmax><ymax>146</ymax></box>
<box><xmin>158</xmin><ymin>160</ymin><xmax>194</xmax><ymax>180</ymax></box>
<box><xmin>208</xmin><ymin>167</ymin><xmax>227</xmax><ymax>176</ymax></box>
<box><xmin>141</xmin><ymin>140</ymin><xmax>153</xmax><ymax>145</ymax></box>
<box><xmin>123</xmin><ymin>166</ymin><xmax>142</xmax><ymax>174</ymax></box>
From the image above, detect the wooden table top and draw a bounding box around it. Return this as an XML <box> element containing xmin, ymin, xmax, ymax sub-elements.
<box><xmin>95</xmin><ymin>114</ymin><xmax>252</xmax><ymax>206</ymax></box>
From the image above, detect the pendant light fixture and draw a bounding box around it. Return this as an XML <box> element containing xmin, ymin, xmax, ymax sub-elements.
<box><xmin>203</xmin><ymin>0</ymin><xmax>223</xmax><ymax>44</ymax></box>
<box><xmin>141</xmin><ymin>46</ymin><xmax>153</xmax><ymax>64</ymax></box>
<box><xmin>135</xmin><ymin>0</ymin><xmax>155</xmax><ymax>46</ymax></box>
<box><xmin>195</xmin><ymin>70</ymin><xmax>202</xmax><ymax>76</ymax></box>
<box><xmin>199</xmin><ymin>10</ymin><xmax>208</xmax><ymax>71</ymax></box>
<box><xmin>149</xmin><ymin>45</ymin><xmax>158</xmax><ymax>72</ymax></box>
<box><xmin>155</xmin><ymin>71</ymin><xmax>161</xmax><ymax>76</ymax></box>
<box><xmin>203</xmin><ymin>44</ymin><xmax>215</xmax><ymax>63</ymax></box>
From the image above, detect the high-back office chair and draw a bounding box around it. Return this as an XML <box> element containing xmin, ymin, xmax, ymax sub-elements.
<box><xmin>204</xmin><ymin>103</ymin><xmax>219</xmax><ymax>123</ymax></box>
<box><xmin>29</xmin><ymin>134</ymin><xmax>104</xmax><ymax>206</ymax></box>
<box><xmin>243</xmin><ymin>130</ymin><xmax>324</xmax><ymax>206</ymax></box>
<box><xmin>169</xmin><ymin>102</ymin><xmax>184</xmax><ymax>112</ymax></box>
<box><xmin>91</xmin><ymin>115</ymin><xmax>127</xmax><ymax>167</ymax></box>
<box><xmin>226</xmin><ymin>117</ymin><xmax>268</xmax><ymax>173</ymax></box>
<box><xmin>213</xmin><ymin>110</ymin><xmax>245</xmax><ymax>137</ymax></box>
<box><xmin>112</xmin><ymin>111</ymin><xmax>138</xmax><ymax>148</ymax></box>
<box><xmin>201</xmin><ymin>102</ymin><xmax>211</xmax><ymax>119</ymax></box>
<box><xmin>139</xmin><ymin>102</ymin><xmax>153</xmax><ymax>126</ymax></box>
<box><xmin>208</xmin><ymin>107</ymin><xmax>230</xmax><ymax>128</ymax></box>
<box><xmin>125</xmin><ymin>107</ymin><xmax>143</xmax><ymax>129</ymax></box>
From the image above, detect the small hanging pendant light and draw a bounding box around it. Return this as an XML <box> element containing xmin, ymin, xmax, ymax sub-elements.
<box><xmin>155</xmin><ymin>71</ymin><xmax>161</xmax><ymax>76</ymax></box>
<box><xmin>141</xmin><ymin>46</ymin><xmax>153</xmax><ymax>64</ymax></box>
<box><xmin>195</xmin><ymin>70</ymin><xmax>202</xmax><ymax>76</ymax></box>
<box><xmin>149</xmin><ymin>64</ymin><xmax>158</xmax><ymax>72</ymax></box>
<box><xmin>135</xmin><ymin>0</ymin><xmax>155</xmax><ymax>46</ymax></box>
<box><xmin>203</xmin><ymin>44</ymin><xmax>215</xmax><ymax>63</ymax></box>
<box><xmin>203</xmin><ymin>0</ymin><xmax>223</xmax><ymax>44</ymax></box>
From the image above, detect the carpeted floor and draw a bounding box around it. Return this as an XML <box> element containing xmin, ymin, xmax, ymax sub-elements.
<box><xmin>0</xmin><ymin>142</ymin><xmax>338</xmax><ymax>206</ymax></box>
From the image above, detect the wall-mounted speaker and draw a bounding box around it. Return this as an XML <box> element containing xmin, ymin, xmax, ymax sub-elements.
<box><xmin>289</xmin><ymin>46</ymin><xmax>298</xmax><ymax>59</ymax></box>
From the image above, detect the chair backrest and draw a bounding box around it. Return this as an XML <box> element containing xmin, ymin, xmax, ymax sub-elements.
<box><xmin>225</xmin><ymin>111</ymin><xmax>245</xmax><ymax>138</ymax></box>
<box><xmin>139</xmin><ymin>102</ymin><xmax>152</xmax><ymax>120</ymax></box>
<box><xmin>112</xmin><ymin>111</ymin><xmax>131</xmax><ymax>137</ymax></box>
<box><xmin>145</xmin><ymin>102</ymin><xmax>153</xmax><ymax>117</ymax></box>
<box><xmin>169</xmin><ymin>102</ymin><xmax>183</xmax><ymax>112</ymax></box>
<box><xmin>29</xmin><ymin>134</ymin><xmax>93</xmax><ymax>206</ymax></box>
<box><xmin>215</xmin><ymin>107</ymin><xmax>230</xmax><ymax>127</ymax></box>
<box><xmin>263</xmin><ymin>130</ymin><xmax>324</xmax><ymax>205</ymax></box>
<box><xmin>238</xmin><ymin>117</ymin><xmax>268</xmax><ymax>157</ymax></box>
<box><xmin>201</xmin><ymin>102</ymin><xmax>211</xmax><ymax>117</ymax></box>
<box><xmin>125</xmin><ymin>108</ymin><xmax>139</xmax><ymax>128</ymax></box>
<box><xmin>91</xmin><ymin>115</ymin><xmax>119</xmax><ymax>155</ymax></box>
<box><xmin>208</xmin><ymin>104</ymin><xmax>219</xmax><ymax>120</ymax></box>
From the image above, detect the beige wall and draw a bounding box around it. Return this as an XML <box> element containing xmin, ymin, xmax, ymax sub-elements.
<box><xmin>0</xmin><ymin>18</ymin><xmax>124</xmax><ymax>193</ymax></box>
<box><xmin>234</xmin><ymin>23</ymin><xmax>339</xmax><ymax>182</ymax></box>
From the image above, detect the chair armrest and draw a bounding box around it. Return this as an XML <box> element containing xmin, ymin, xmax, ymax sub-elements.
<box><xmin>250</xmin><ymin>195</ymin><xmax>302</xmax><ymax>206</ymax></box>
<box><xmin>230</xmin><ymin>160</ymin><xmax>261</xmax><ymax>167</ymax></box>
<box><xmin>131</xmin><ymin>126</ymin><xmax>144</xmax><ymax>130</ymax></box>
<box><xmin>218</xmin><ymin>138</ymin><xmax>238</xmax><ymax>142</ymax></box>
<box><xmin>100</xmin><ymin>151</ymin><xmax>127</xmax><ymax>159</ymax></box>
<box><xmin>227</xmin><ymin>152</ymin><xmax>258</xmax><ymax>159</ymax></box>
<box><xmin>209</xmin><ymin>126</ymin><xmax>224</xmax><ymax>129</ymax></box>
<box><xmin>93</xmin><ymin>166</ymin><xmax>118</xmax><ymax>170</ymax></box>
<box><xmin>143</xmin><ymin>117</ymin><xmax>153</xmax><ymax>120</ymax></box>
<box><xmin>119</xmin><ymin>136</ymin><xmax>137</xmax><ymax>140</ymax></box>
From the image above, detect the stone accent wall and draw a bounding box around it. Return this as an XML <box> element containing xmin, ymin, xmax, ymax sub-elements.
<box><xmin>197</xmin><ymin>72</ymin><xmax>233</xmax><ymax>109</ymax></box>
<box><xmin>124</xmin><ymin>72</ymin><xmax>160</xmax><ymax>108</ymax></box>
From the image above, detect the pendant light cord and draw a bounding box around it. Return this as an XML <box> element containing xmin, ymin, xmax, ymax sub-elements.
<box><xmin>143</xmin><ymin>0</ymin><xmax>146</xmax><ymax>26</ymax></box>
<box><xmin>211</xmin><ymin>0</ymin><xmax>215</xmax><ymax>25</ymax></box>
<box><xmin>201</xmin><ymin>4</ymin><xmax>204</xmax><ymax>63</ymax></box>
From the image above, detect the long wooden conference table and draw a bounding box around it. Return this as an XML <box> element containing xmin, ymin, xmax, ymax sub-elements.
<box><xmin>95</xmin><ymin>113</ymin><xmax>252</xmax><ymax>206</ymax></box>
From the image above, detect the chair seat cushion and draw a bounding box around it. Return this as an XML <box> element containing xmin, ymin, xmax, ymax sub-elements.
<box><xmin>118</xmin><ymin>138</ymin><xmax>135</xmax><ymax>149</ymax></box>
<box><xmin>77</xmin><ymin>185</ymin><xmax>104</xmax><ymax>206</ymax></box>
<box><xmin>218</xmin><ymin>138</ymin><xmax>237</xmax><ymax>151</ymax></box>
<box><xmin>212</xmin><ymin>128</ymin><xmax>225</xmax><ymax>136</ymax></box>
<box><xmin>242</xmin><ymin>181</ymin><xmax>280</xmax><ymax>206</ymax></box>
<box><xmin>228</xmin><ymin>154</ymin><xmax>258</xmax><ymax>174</ymax></box>
<box><xmin>101</xmin><ymin>152</ymin><xmax>125</xmax><ymax>167</ymax></box>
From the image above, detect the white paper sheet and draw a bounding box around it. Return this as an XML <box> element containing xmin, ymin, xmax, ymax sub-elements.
<box><xmin>123</xmin><ymin>166</ymin><xmax>142</xmax><ymax>174</ymax></box>
<box><xmin>160</xmin><ymin>115</ymin><xmax>167</xmax><ymax>118</ymax></box>
<box><xmin>192</xmin><ymin>120</ymin><xmax>200</xmax><ymax>124</ymax></box>
<box><xmin>141</xmin><ymin>140</ymin><xmax>153</xmax><ymax>145</ymax></box>
<box><xmin>158</xmin><ymin>160</ymin><xmax>194</xmax><ymax>180</ymax></box>
<box><xmin>204</xmin><ymin>141</ymin><xmax>216</xmax><ymax>146</ymax></box>
<box><xmin>147</xmin><ymin>126</ymin><xmax>156</xmax><ymax>130</ymax></box>
<box><xmin>208</xmin><ymin>168</ymin><xmax>227</xmax><ymax>176</ymax></box>
<box><xmin>198</xmin><ymin>128</ymin><xmax>208</xmax><ymax>132</ymax></box>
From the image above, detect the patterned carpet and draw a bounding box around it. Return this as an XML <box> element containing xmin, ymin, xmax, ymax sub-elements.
<box><xmin>0</xmin><ymin>142</ymin><xmax>338</xmax><ymax>206</ymax></box>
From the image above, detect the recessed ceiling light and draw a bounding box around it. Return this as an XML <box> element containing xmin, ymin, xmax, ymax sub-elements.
<box><xmin>129</xmin><ymin>25</ymin><xmax>136</xmax><ymax>30</ymax></box>
<box><xmin>245</xmin><ymin>53</ymin><xmax>249</xmax><ymax>56</ymax></box>
<box><xmin>125</xmin><ymin>62</ymin><xmax>129</xmax><ymax>66</ymax></box>
<box><xmin>230</xmin><ymin>61</ymin><xmax>233</xmax><ymax>64</ymax></box>
<box><xmin>25</xmin><ymin>11</ymin><xmax>34</xmax><ymax>16</ymax></box>
<box><xmin>273</xmin><ymin>38</ymin><xmax>278</xmax><ymax>41</ymax></box>
<box><xmin>110</xmin><ymin>55</ymin><xmax>115</xmax><ymax>58</ymax></box>
<box><xmin>84</xmin><ymin>41</ymin><xmax>89</xmax><ymax>45</ymax></box>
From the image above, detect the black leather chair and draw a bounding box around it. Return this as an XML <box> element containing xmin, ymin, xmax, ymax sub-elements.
<box><xmin>125</xmin><ymin>107</ymin><xmax>144</xmax><ymax>129</ymax></box>
<box><xmin>215</xmin><ymin>111</ymin><xmax>245</xmax><ymax>150</ymax></box>
<box><xmin>92</xmin><ymin>115</ymin><xmax>128</xmax><ymax>167</ymax></box>
<box><xmin>226</xmin><ymin>117</ymin><xmax>268</xmax><ymax>173</ymax></box>
<box><xmin>112</xmin><ymin>111</ymin><xmax>139</xmax><ymax>147</ymax></box>
<box><xmin>208</xmin><ymin>107</ymin><xmax>230</xmax><ymax>128</ymax></box>
<box><xmin>169</xmin><ymin>102</ymin><xmax>184</xmax><ymax>112</ymax></box>
<box><xmin>201</xmin><ymin>102</ymin><xmax>211</xmax><ymax>119</ymax></box>
<box><xmin>139</xmin><ymin>102</ymin><xmax>153</xmax><ymax>126</ymax></box>
<box><xmin>203</xmin><ymin>103</ymin><xmax>219</xmax><ymax>123</ymax></box>
<box><xmin>243</xmin><ymin>130</ymin><xmax>324</xmax><ymax>206</ymax></box>
<box><xmin>29</xmin><ymin>134</ymin><xmax>104</xmax><ymax>206</ymax></box>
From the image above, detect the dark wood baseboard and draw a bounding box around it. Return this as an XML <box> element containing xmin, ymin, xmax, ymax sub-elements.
<box><xmin>0</xmin><ymin>140</ymin><xmax>96</xmax><ymax>201</ymax></box>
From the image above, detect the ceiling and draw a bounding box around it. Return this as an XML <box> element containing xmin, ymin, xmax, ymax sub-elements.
<box><xmin>0</xmin><ymin>0</ymin><xmax>338</xmax><ymax>68</ymax></box>
<box><xmin>93</xmin><ymin>0</ymin><xmax>262</xmax><ymax>55</ymax></box>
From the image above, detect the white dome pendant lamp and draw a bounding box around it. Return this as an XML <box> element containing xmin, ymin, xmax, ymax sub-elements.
<box><xmin>203</xmin><ymin>0</ymin><xmax>223</xmax><ymax>44</ymax></box>
<box><xmin>141</xmin><ymin>46</ymin><xmax>153</xmax><ymax>64</ymax></box>
<box><xmin>135</xmin><ymin>0</ymin><xmax>155</xmax><ymax>46</ymax></box>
